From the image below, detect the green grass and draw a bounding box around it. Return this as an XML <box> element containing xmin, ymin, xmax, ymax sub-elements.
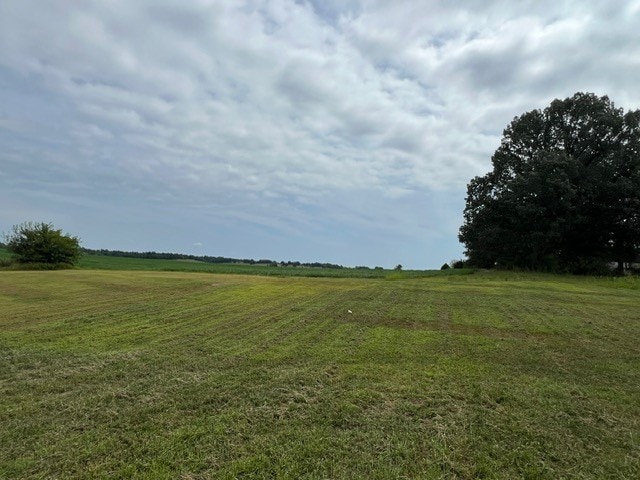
<box><xmin>1</xmin><ymin>270</ymin><xmax>639</xmax><ymax>478</ymax></box>
<box><xmin>77</xmin><ymin>253</ymin><xmax>472</xmax><ymax>279</ymax></box>
<box><xmin>1</xmin><ymin>248</ymin><xmax>450</xmax><ymax>278</ymax></box>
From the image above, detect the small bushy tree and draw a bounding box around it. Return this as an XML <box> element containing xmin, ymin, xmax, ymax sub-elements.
<box><xmin>4</xmin><ymin>222</ymin><xmax>82</xmax><ymax>266</ymax></box>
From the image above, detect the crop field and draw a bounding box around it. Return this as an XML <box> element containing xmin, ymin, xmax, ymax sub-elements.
<box><xmin>0</xmin><ymin>247</ymin><xmax>470</xmax><ymax>279</ymax></box>
<box><xmin>77</xmin><ymin>253</ymin><xmax>470</xmax><ymax>279</ymax></box>
<box><xmin>1</xmin><ymin>269</ymin><xmax>639</xmax><ymax>478</ymax></box>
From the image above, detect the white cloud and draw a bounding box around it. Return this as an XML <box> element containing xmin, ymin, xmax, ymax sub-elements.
<box><xmin>1</xmin><ymin>0</ymin><xmax>639</xmax><ymax>266</ymax></box>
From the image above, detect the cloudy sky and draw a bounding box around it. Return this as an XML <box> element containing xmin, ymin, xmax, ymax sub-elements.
<box><xmin>1</xmin><ymin>1</ymin><xmax>639</xmax><ymax>268</ymax></box>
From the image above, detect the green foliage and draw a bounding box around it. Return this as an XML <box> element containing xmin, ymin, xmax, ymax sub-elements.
<box><xmin>0</xmin><ymin>258</ymin><xmax>13</xmax><ymax>268</ymax></box>
<box><xmin>4</xmin><ymin>222</ymin><xmax>82</xmax><ymax>266</ymax></box>
<box><xmin>394</xmin><ymin>264</ymin><xmax>403</xmax><ymax>270</ymax></box>
<box><xmin>440</xmin><ymin>262</ymin><xmax>451</xmax><ymax>270</ymax></box>
<box><xmin>0</xmin><ymin>247</ymin><xmax>12</xmax><ymax>267</ymax></box>
<box><xmin>460</xmin><ymin>92</ymin><xmax>640</xmax><ymax>273</ymax></box>
<box><xmin>451</xmin><ymin>259</ymin><xmax>466</xmax><ymax>269</ymax></box>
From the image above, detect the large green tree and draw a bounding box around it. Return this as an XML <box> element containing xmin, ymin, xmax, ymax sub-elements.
<box><xmin>4</xmin><ymin>222</ymin><xmax>82</xmax><ymax>266</ymax></box>
<box><xmin>459</xmin><ymin>92</ymin><xmax>640</xmax><ymax>273</ymax></box>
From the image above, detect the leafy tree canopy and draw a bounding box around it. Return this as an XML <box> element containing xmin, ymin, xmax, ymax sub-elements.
<box><xmin>459</xmin><ymin>92</ymin><xmax>640</xmax><ymax>273</ymax></box>
<box><xmin>4</xmin><ymin>222</ymin><xmax>82</xmax><ymax>266</ymax></box>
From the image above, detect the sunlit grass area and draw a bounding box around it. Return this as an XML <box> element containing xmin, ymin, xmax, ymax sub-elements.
<box><xmin>1</xmin><ymin>270</ymin><xmax>639</xmax><ymax>478</ymax></box>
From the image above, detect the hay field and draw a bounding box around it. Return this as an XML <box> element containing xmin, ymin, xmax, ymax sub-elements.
<box><xmin>1</xmin><ymin>270</ymin><xmax>639</xmax><ymax>478</ymax></box>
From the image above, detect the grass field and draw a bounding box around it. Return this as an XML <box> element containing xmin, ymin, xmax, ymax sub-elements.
<box><xmin>77</xmin><ymin>253</ymin><xmax>473</xmax><ymax>279</ymax></box>
<box><xmin>1</xmin><ymin>268</ymin><xmax>639</xmax><ymax>478</ymax></box>
<box><xmin>0</xmin><ymin>247</ymin><xmax>468</xmax><ymax>279</ymax></box>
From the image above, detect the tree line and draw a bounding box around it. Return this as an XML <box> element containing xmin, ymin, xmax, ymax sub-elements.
<box><xmin>82</xmin><ymin>248</ymin><xmax>345</xmax><ymax>269</ymax></box>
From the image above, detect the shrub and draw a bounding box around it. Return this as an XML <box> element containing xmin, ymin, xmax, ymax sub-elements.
<box><xmin>0</xmin><ymin>258</ymin><xmax>14</xmax><ymax>268</ymax></box>
<box><xmin>4</xmin><ymin>222</ymin><xmax>82</xmax><ymax>266</ymax></box>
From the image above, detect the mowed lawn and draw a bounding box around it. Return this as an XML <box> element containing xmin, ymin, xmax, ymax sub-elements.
<box><xmin>1</xmin><ymin>270</ymin><xmax>639</xmax><ymax>479</ymax></box>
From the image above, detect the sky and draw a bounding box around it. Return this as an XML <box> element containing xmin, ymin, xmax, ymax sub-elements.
<box><xmin>1</xmin><ymin>1</ymin><xmax>640</xmax><ymax>269</ymax></box>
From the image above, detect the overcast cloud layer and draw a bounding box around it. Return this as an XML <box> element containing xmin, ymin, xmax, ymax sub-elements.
<box><xmin>1</xmin><ymin>0</ymin><xmax>639</xmax><ymax>267</ymax></box>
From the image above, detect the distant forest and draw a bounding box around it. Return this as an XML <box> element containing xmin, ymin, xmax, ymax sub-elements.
<box><xmin>82</xmin><ymin>248</ymin><xmax>345</xmax><ymax>269</ymax></box>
